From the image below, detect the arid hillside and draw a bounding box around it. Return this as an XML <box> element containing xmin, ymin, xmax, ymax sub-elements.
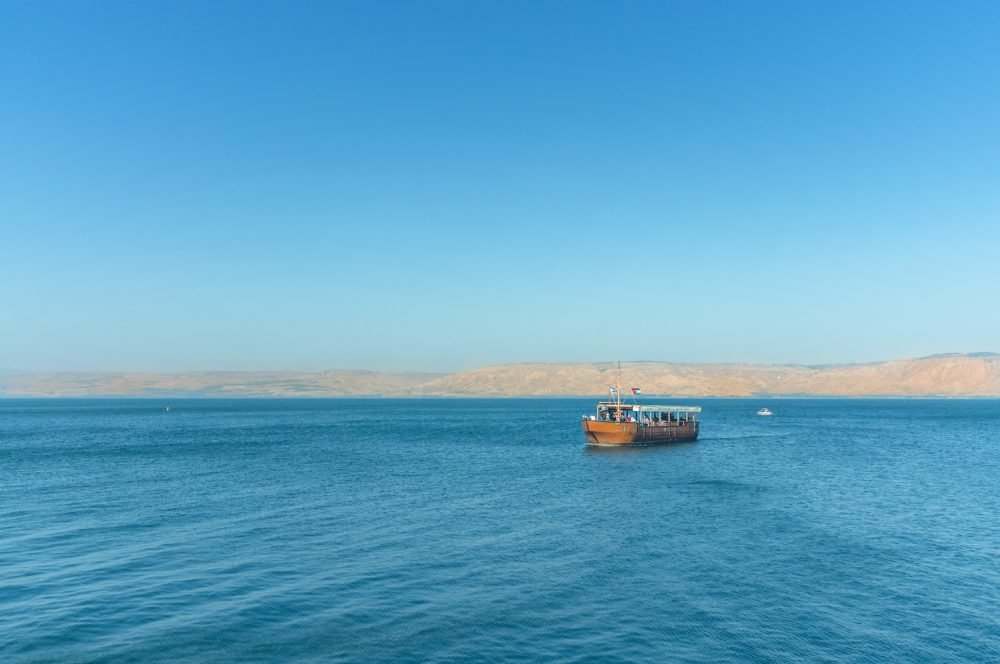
<box><xmin>415</xmin><ymin>353</ymin><xmax>1000</xmax><ymax>396</ymax></box>
<box><xmin>2</xmin><ymin>354</ymin><xmax>999</xmax><ymax>397</ymax></box>
<box><xmin>0</xmin><ymin>370</ymin><xmax>442</xmax><ymax>398</ymax></box>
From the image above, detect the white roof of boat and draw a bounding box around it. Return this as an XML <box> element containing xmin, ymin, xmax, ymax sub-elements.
<box><xmin>597</xmin><ymin>402</ymin><xmax>701</xmax><ymax>412</ymax></box>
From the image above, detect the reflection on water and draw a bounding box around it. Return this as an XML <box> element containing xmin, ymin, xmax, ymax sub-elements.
<box><xmin>583</xmin><ymin>439</ymin><xmax>699</xmax><ymax>457</ymax></box>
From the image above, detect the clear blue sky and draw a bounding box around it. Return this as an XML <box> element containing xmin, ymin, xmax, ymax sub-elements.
<box><xmin>2</xmin><ymin>1</ymin><xmax>998</xmax><ymax>372</ymax></box>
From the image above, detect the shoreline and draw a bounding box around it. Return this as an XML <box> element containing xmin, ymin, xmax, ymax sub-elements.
<box><xmin>3</xmin><ymin>353</ymin><xmax>999</xmax><ymax>398</ymax></box>
<box><xmin>3</xmin><ymin>394</ymin><xmax>1000</xmax><ymax>400</ymax></box>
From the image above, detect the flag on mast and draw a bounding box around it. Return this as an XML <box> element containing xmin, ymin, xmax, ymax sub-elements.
<box><xmin>631</xmin><ymin>387</ymin><xmax>642</xmax><ymax>395</ymax></box>
<box><xmin>609</xmin><ymin>386</ymin><xmax>618</xmax><ymax>393</ymax></box>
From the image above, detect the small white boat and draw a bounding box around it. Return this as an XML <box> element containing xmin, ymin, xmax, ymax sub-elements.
<box><xmin>756</xmin><ymin>408</ymin><xmax>773</xmax><ymax>416</ymax></box>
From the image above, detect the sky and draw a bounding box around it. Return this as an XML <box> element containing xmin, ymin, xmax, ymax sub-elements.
<box><xmin>2</xmin><ymin>0</ymin><xmax>999</xmax><ymax>372</ymax></box>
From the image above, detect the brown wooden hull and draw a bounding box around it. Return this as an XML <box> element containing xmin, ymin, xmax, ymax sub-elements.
<box><xmin>582</xmin><ymin>419</ymin><xmax>700</xmax><ymax>446</ymax></box>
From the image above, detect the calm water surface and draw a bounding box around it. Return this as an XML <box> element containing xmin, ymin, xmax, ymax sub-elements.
<box><xmin>2</xmin><ymin>398</ymin><xmax>999</xmax><ymax>662</ymax></box>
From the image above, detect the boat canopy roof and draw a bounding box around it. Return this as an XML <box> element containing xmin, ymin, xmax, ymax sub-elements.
<box><xmin>597</xmin><ymin>402</ymin><xmax>701</xmax><ymax>413</ymax></box>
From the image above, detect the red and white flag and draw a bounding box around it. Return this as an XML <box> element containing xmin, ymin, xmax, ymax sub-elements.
<box><xmin>631</xmin><ymin>387</ymin><xmax>642</xmax><ymax>395</ymax></box>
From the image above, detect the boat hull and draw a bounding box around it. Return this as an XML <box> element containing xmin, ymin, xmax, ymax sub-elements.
<box><xmin>582</xmin><ymin>419</ymin><xmax>699</xmax><ymax>446</ymax></box>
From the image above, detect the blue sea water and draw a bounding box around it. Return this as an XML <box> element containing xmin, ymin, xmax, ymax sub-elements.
<box><xmin>1</xmin><ymin>398</ymin><xmax>999</xmax><ymax>662</ymax></box>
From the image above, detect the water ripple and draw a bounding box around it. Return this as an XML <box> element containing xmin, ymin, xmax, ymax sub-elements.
<box><xmin>1</xmin><ymin>398</ymin><xmax>999</xmax><ymax>661</ymax></box>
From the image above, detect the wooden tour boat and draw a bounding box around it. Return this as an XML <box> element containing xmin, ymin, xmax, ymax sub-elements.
<box><xmin>581</xmin><ymin>365</ymin><xmax>701</xmax><ymax>446</ymax></box>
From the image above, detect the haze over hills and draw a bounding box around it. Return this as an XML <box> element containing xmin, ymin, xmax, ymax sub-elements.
<box><xmin>2</xmin><ymin>354</ymin><xmax>1000</xmax><ymax>397</ymax></box>
<box><xmin>0</xmin><ymin>370</ymin><xmax>443</xmax><ymax>398</ymax></box>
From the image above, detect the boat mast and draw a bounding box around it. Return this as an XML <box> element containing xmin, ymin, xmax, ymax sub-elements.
<box><xmin>617</xmin><ymin>361</ymin><xmax>622</xmax><ymax>411</ymax></box>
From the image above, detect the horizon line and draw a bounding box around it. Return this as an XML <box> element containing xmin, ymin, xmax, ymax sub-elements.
<box><xmin>2</xmin><ymin>351</ymin><xmax>998</xmax><ymax>375</ymax></box>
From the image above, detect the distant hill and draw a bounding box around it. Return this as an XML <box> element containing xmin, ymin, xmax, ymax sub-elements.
<box><xmin>414</xmin><ymin>354</ymin><xmax>1000</xmax><ymax>397</ymax></box>
<box><xmin>3</xmin><ymin>354</ymin><xmax>999</xmax><ymax>397</ymax></box>
<box><xmin>0</xmin><ymin>370</ymin><xmax>443</xmax><ymax>398</ymax></box>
